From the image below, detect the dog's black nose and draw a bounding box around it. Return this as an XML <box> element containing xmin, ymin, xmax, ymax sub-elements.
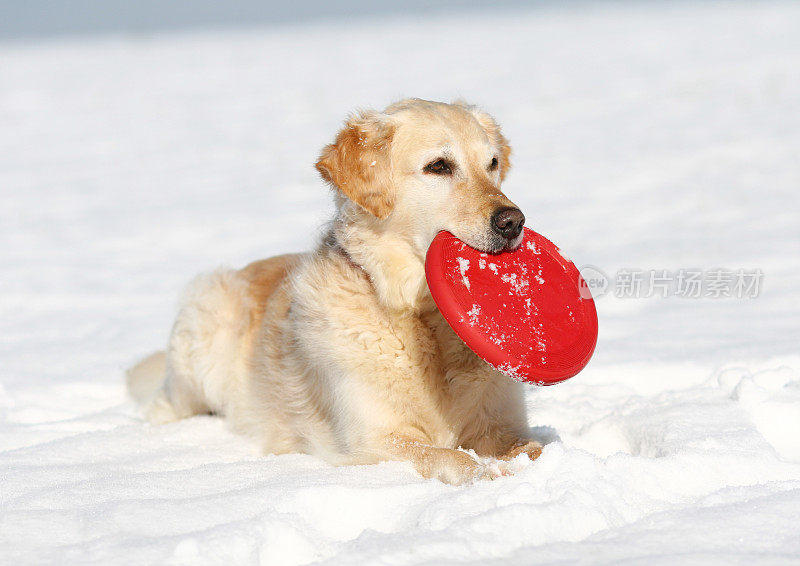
<box><xmin>491</xmin><ymin>207</ymin><xmax>525</xmax><ymax>239</ymax></box>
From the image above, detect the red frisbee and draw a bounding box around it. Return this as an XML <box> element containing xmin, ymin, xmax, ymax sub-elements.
<box><xmin>425</xmin><ymin>228</ymin><xmax>598</xmax><ymax>385</ymax></box>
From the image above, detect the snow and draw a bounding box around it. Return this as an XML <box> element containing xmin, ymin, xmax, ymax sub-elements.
<box><xmin>500</xmin><ymin>271</ymin><xmax>530</xmax><ymax>294</ymax></box>
<box><xmin>2</xmin><ymin>1</ymin><xmax>800</xmax><ymax>564</ymax></box>
<box><xmin>457</xmin><ymin>257</ymin><xmax>471</xmax><ymax>289</ymax></box>
<box><xmin>466</xmin><ymin>304</ymin><xmax>482</xmax><ymax>326</ymax></box>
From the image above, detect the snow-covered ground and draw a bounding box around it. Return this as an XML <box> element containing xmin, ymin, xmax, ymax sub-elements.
<box><xmin>2</xmin><ymin>2</ymin><xmax>800</xmax><ymax>564</ymax></box>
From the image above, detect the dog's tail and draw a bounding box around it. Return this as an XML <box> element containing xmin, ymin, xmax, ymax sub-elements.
<box><xmin>126</xmin><ymin>351</ymin><xmax>167</xmax><ymax>404</ymax></box>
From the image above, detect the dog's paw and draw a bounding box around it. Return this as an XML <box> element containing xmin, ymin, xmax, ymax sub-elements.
<box><xmin>499</xmin><ymin>440</ymin><xmax>543</xmax><ymax>462</ymax></box>
<box><xmin>144</xmin><ymin>392</ymin><xmax>181</xmax><ymax>424</ymax></box>
<box><xmin>430</xmin><ymin>449</ymin><xmax>496</xmax><ymax>485</ymax></box>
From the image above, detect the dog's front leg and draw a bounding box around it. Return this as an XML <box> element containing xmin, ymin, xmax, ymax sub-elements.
<box><xmin>385</xmin><ymin>434</ymin><xmax>494</xmax><ymax>485</ymax></box>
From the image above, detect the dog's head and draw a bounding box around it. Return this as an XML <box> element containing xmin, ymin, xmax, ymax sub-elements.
<box><xmin>316</xmin><ymin>99</ymin><xmax>523</xmax><ymax>255</ymax></box>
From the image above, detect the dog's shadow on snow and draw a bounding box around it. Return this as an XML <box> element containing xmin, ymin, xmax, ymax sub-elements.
<box><xmin>528</xmin><ymin>425</ymin><xmax>560</xmax><ymax>446</ymax></box>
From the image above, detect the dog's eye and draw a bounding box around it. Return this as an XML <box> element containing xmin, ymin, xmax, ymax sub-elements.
<box><xmin>489</xmin><ymin>157</ymin><xmax>499</xmax><ymax>171</ymax></box>
<box><xmin>424</xmin><ymin>159</ymin><xmax>452</xmax><ymax>175</ymax></box>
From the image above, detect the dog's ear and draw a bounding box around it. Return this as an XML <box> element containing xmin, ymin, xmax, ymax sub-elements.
<box><xmin>315</xmin><ymin>111</ymin><xmax>395</xmax><ymax>219</ymax></box>
<box><xmin>453</xmin><ymin>101</ymin><xmax>512</xmax><ymax>182</ymax></box>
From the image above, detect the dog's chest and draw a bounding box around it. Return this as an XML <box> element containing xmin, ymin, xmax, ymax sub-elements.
<box><xmin>414</xmin><ymin>310</ymin><xmax>502</xmax><ymax>399</ymax></box>
<box><xmin>416</xmin><ymin>310</ymin><xmax>482</xmax><ymax>374</ymax></box>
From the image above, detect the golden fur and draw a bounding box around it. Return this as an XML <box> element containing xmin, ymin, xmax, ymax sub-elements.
<box><xmin>127</xmin><ymin>99</ymin><xmax>541</xmax><ymax>484</ymax></box>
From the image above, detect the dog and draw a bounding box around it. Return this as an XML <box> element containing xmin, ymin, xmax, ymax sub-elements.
<box><xmin>127</xmin><ymin>98</ymin><xmax>542</xmax><ymax>484</ymax></box>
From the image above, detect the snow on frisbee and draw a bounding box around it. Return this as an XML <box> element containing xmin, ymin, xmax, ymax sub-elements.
<box><xmin>425</xmin><ymin>227</ymin><xmax>598</xmax><ymax>385</ymax></box>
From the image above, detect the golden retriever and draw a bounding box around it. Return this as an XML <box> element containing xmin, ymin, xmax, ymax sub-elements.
<box><xmin>127</xmin><ymin>98</ymin><xmax>542</xmax><ymax>484</ymax></box>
